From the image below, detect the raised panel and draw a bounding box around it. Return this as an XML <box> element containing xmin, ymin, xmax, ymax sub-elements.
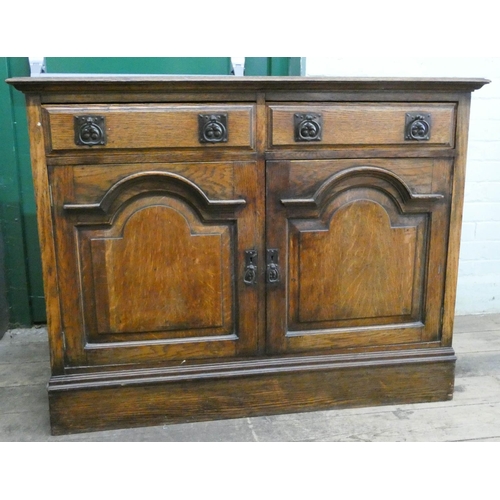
<box><xmin>85</xmin><ymin>199</ymin><xmax>230</xmax><ymax>336</ymax></box>
<box><xmin>291</xmin><ymin>198</ymin><xmax>425</xmax><ymax>326</ymax></box>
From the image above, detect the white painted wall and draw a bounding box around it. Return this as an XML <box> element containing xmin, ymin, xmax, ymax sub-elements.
<box><xmin>304</xmin><ymin>58</ymin><xmax>500</xmax><ymax>315</ymax></box>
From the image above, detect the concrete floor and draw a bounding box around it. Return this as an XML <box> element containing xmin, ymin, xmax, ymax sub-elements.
<box><xmin>1</xmin><ymin>313</ymin><xmax>500</xmax><ymax>441</ymax></box>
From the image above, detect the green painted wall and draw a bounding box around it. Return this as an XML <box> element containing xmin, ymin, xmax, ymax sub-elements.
<box><xmin>44</xmin><ymin>57</ymin><xmax>301</xmax><ymax>76</ymax></box>
<box><xmin>44</xmin><ymin>57</ymin><xmax>233</xmax><ymax>75</ymax></box>
<box><xmin>1</xmin><ymin>57</ymin><xmax>43</xmax><ymax>326</ymax></box>
<box><xmin>245</xmin><ymin>57</ymin><xmax>301</xmax><ymax>76</ymax></box>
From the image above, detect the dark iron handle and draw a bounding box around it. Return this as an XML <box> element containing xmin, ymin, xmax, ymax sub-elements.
<box><xmin>199</xmin><ymin>113</ymin><xmax>228</xmax><ymax>143</ymax></box>
<box><xmin>243</xmin><ymin>250</ymin><xmax>257</xmax><ymax>285</ymax></box>
<box><xmin>294</xmin><ymin>113</ymin><xmax>322</xmax><ymax>142</ymax></box>
<box><xmin>74</xmin><ymin>116</ymin><xmax>106</xmax><ymax>146</ymax></box>
<box><xmin>405</xmin><ymin>112</ymin><xmax>432</xmax><ymax>141</ymax></box>
<box><xmin>266</xmin><ymin>249</ymin><xmax>280</xmax><ymax>284</ymax></box>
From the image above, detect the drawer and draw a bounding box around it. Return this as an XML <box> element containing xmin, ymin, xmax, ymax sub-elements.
<box><xmin>269</xmin><ymin>103</ymin><xmax>456</xmax><ymax>147</ymax></box>
<box><xmin>43</xmin><ymin>104</ymin><xmax>255</xmax><ymax>152</ymax></box>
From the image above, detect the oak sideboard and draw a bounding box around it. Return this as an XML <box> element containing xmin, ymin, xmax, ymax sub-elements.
<box><xmin>7</xmin><ymin>76</ymin><xmax>489</xmax><ymax>435</ymax></box>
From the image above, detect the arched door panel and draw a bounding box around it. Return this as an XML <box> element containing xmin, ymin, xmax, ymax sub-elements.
<box><xmin>50</xmin><ymin>163</ymin><xmax>262</xmax><ymax>367</ymax></box>
<box><xmin>266</xmin><ymin>159</ymin><xmax>451</xmax><ymax>354</ymax></box>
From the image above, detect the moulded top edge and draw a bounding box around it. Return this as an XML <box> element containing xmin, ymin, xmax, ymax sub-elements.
<box><xmin>5</xmin><ymin>75</ymin><xmax>491</xmax><ymax>94</ymax></box>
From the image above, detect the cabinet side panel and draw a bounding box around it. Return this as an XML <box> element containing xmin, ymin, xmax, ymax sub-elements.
<box><xmin>25</xmin><ymin>95</ymin><xmax>64</xmax><ymax>373</ymax></box>
<box><xmin>442</xmin><ymin>95</ymin><xmax>471</xmax><ymax>345</ymax></box>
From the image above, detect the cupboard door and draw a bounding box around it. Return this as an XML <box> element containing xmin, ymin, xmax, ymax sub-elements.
<box><xmin>50</xmin><ymin>162</ymin><xmax>262</xmax><ymax>367</ymax></box>
<box><xmin>266</xmin><ymin>159</ymin><xmax>451</xmax><ymax>354</ymax></box>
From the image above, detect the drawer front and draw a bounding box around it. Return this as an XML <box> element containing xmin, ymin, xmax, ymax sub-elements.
<box><xmin>269</xmin><ymin>103</ymin><xmax>456</xmax><ymax>147</ymax></box>
<box><xmin>44</xmin><ymin>104</ymin><xmax>255</xmax><ymax>151</ymax></box>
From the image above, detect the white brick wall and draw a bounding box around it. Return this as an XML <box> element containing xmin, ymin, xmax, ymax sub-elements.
<box><xmin>305</xmin><ymin>57</ymin><xmax>500</xmax><ymax>314</ymax></box>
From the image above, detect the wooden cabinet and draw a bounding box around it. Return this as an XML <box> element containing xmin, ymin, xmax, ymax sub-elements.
<box><xmin>7</xmin><ymin>76</ymin><xmax>489</xmax><ymax>435</ymax></box>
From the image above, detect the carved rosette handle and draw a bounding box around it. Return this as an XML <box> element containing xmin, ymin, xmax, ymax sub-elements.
<box><xmin>405</xmin><ymin>113</ymin><xmax>432</xmax><ymax>141</ymax></box>
<box><xmin>199</xmin><ymin>114</ymin><xmax>228</xmax><ymax>143</ymax></box>
<box><xmin>74</xmin><ymin>116</ymin><xmax>106</xmax><ymax>146</ymax></box>
<box><xmin>294</xmin><ymin>113</ymin><xmax>322</xmax><ymax>142</ymax></box>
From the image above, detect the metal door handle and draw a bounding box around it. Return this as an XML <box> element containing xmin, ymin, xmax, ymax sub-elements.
<box><xmin>266</xmin><ymin>249</ymin><xmax>280</xmax><ymax>284</ymax></box>
<box><xmin>243</xmin><ymin>250</ymin><xmax>257</xmax><ymax>285</ymax></box>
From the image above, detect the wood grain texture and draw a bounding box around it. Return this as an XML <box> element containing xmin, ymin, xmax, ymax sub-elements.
<box><xmin>270</xmin><ymin>103</ymin><xmax>456</xmax><ymax>147</ymax></box>
<box><xmin>287</xmin><ymin>158</ymin><xmax>451</xmax><ymax>197</ymax></box>
<box><xmin>47</xmin><ymin>348</ymin><xmax>456</xmax><ymax>435</ymax></box>
<box><xmin>7</xmin><ymin>75</ymin><xmax>490</xmax><ymax>94</ymax></box>
<box><xmin>44</xmin><ymin>104</ymin><xmax>255</xmax><ymax>151</ymax></box>
<box><xmin>267</xmin><ymin>159</ymin><xmax>450</xmax><ymax>354</ymax></box>
<box><xmin>295</xmin><ymin>200</ymin><xmax>419</xmax><ymax>322</ymax></box>
<box><xmin>49</xmin><ymin>162</ymin><xmax>258</xmax><ymax>365</ymax></box>
<box><xmin>24</xmin><ymin>96</ymin><xmax>65</xmax><ymax>374</ymax></box>
<box><xmin>442</xmin><ymin>95</ymin><xmax>472</xmax><ymax>346</ymax></box>
<box><xmin>71</xmin><ymin>162</ymin><xmax>235</xmax><ymax>202</ymax></box>
<box><xmin>90</xmin><ymin>201</ymin><xmax>229</xmax><ymax>334</ymax></box>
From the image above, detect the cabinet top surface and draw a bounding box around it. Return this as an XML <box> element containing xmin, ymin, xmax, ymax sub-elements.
<box><xmin>6</xmin><ymin>75</ymin><xmax>490</xmax><ymax>94</ymax></box>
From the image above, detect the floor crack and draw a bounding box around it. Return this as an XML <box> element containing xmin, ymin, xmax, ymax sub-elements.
<box><xmin>247</xmin><ymin>417</ymin><xmax>259</xmax><ymax>442</ymax></box>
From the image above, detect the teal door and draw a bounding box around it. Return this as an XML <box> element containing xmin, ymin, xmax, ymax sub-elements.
<box><xmin>1</xmin><ymin>57</ymin><xmax>301</xmax><ymax>327</ymax></box>
<box><xmin>43</xmin><ymin>57</ymin><xmax>234</xmax><ymax>75</ymax></box>
<box><xmin>0</xmin><ymin>57</ymin><xmax>42</xmax><ymax>326</ymax></box>
<box><xmin>43</xmin><ymin>57</ymin><xmax>301</xmax><ymax>76</ymax></box>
